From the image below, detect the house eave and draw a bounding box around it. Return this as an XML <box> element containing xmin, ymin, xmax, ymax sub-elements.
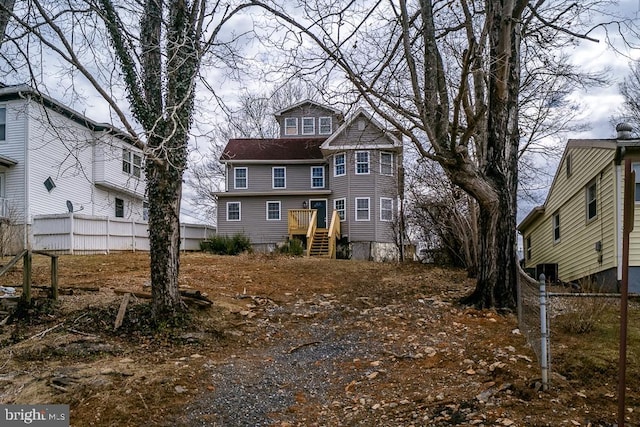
<box><xmin>0</xmin><ymin>154</ymin><xmax>18</xmax><ymax>167</ymax></box>
<box><xmin>95</xmin><ymin>180</ymin><xmax>145</xmax><ymax>200</ymax></box>
<box><xmin>517</xmin><ymin>206</ymin><xmax>544</xmax><ymax>232</ymax></box>
<box><xmin>220</xmin><ymin>159</ymin><xmax>325</xmax><ymax>165</ymax></box>
<box><xmin>216</xmin><ymin>190</ymin><xmax>332</xmax><ymax>197</ymax></box>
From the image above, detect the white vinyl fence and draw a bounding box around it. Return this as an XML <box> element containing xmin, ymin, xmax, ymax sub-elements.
<box><xmin>32</xmin><ymin>213</ymin><xmax>215</xmax><ymax>254</ymax></box>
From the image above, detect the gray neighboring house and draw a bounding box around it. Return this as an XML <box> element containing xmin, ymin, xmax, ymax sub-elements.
<box><xmin>215</xmin><ymin>100</ymin><xmax>403</xmax><ymax>261</ymax></box>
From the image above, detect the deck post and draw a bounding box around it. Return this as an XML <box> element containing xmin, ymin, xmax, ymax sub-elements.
<box><xmin>22</xmin><ymin>250</ymin><xmax>32</xmax><ymax>304</ymax></box>
<box><xmin>50</xmin><ymin>255</ymin><xmax>59</xmax><ymax>300</ymax></box>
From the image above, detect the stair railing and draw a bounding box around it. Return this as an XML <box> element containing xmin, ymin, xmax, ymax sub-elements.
<box><xmin>306</xmin><ymin>210</ymin><xmax>318</xmax><ymax>257</ymax></box>
<box><xmin>327</xmin><ymin>210</ymin><xmax>341</xmax><ymax>259</ymax></box>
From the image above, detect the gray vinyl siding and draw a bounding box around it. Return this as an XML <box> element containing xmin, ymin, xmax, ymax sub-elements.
<box><xmin>217</xmin><ymin>195</ymin><xmax>311</xmax><ymax>244</ymax></box>
<box><xmin>277</xmin><ymin>105</ymin><xmax>342</xmax><ymax>138</ymax></box>
<box><xmin>227</xmin><ymin>163</ymin><xmax>328</xmax><ymax>192</ymax></box>
<box><xmin>328</xmin><ymin>150</ymin><xmax>400</xmax><ymax>244</ymax></box>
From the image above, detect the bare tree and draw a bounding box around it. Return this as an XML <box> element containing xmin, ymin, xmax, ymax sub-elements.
<box><xmin>3</xmin><ymin>0</ymin><xmax>252</xmax><ymax>320</ymax></box>
<box><xmin>0</xmin><ymin>0</ymin><xmax>14</xmax><ymax>47</ymax></box>
<box><xmin>620</xmin><ymin>60</ymin><xmax>640</xmax><ymax>134</ymax></box>
<box><xmin>186</xmin><ymin>82</ymin><xmax>320</xmax><ymax>222</ymax></box>
<box><xmin>251</xmin><ymin>0</ymin><xmax>636</xmax><ymax>309</ymax></box>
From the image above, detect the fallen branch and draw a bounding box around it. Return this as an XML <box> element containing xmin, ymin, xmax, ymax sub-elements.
<box><xmin>29</xmin><ymin>323</ymin><xmax>64</xmax><ymax>340</ymax></box>
<box><xmin>67</xmin><ymin>328</ymin><xmax>97</xmax><ymax>338</ymax></box>
<box><xmin>113</xmin><ymin>289</ymin><xmax>212</xmax><ymax>306</ymax></box>
<box><xmin>285</xmin><ymin>341</ymin><xmax>321</xmax><ymax>354</ymax></box>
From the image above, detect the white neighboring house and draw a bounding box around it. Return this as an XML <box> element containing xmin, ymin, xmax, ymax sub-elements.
<box><xmin>0</xmin><ymin>83</ymin><xmax>146</xmax><ymax>253</ymax></box>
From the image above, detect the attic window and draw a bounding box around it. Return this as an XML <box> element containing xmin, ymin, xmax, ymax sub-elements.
<box><xmin>357</xmin><ymin>119</ymin><xmax>365</xmax><ymax>131</ymax></box>
<box><xmin>285</xmin><ymin>118</ymin><xmax>298</xmax><ymax>135</ymax></box>
<box><xmin>44</xmin><ymin>176</ymin><xmax>56</xmax><ymax>193</ymax></box>
<box><xmin>302</xmin><ymin>117</ymin><xmax>315</xmax><ymax>135</ymax></box>
<box><xmin>566</xmin><ymin>153</ymin><xmax>572</xmax><ymax>177</ymax></box>
<box><xmin>319</xmin><ymin>117</ymin><xmax>332</xmax><ymax>134</ymax></box>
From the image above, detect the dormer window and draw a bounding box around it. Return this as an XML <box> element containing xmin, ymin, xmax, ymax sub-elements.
<box><xmin>285</xmin><ymin>118</ymin><xmax>298</xmax><ymax>135</ymax></box>
<box><xmin>319</xmin><ymin>117</ymin><xmax>332</xmax><ymax>135</ymax></box>
<box><xmin>302</xmin><ymin>117</ymin><xmax>315</xmax><ymax>135</ymax></box>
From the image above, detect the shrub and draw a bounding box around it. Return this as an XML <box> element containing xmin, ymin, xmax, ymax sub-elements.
<box><xmin>277</xmin><ymin>238</ymin><xmax>304</xmax><ymax>256</ymax></box>
<box><xmin>200</xmin><ymin>233</ymin><xmax>252</xmax><ymax>255</ymax></box>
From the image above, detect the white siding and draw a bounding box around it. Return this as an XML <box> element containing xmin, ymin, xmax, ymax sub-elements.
<box><xmin>0</xmin><ymin>99</ymin><xmax>28</xmax><ymax>222</ymax></box>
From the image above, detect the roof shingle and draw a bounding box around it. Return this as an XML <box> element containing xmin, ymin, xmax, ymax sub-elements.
<box><xmin>220</xmin><ymin>138</ymin><xmax>326</xmax><ymax>161</ymax></box>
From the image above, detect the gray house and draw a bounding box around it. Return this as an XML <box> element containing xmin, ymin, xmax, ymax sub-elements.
<box><xmin>215</xmin><ymin>100</ymin><xmax>403</xmax><ymax>261</ymax></box>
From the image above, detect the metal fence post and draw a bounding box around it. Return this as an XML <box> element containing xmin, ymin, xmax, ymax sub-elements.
<box><xmin>539</xmin><ymin>273</ymin><xmax>549</xmax><ymax>391</ymax></box>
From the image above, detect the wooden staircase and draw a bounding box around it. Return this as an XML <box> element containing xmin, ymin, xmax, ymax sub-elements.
<box><xmin>308</xmin><ymin>229</ymin><xmax>330</xmax><ymax>257</ymax></box>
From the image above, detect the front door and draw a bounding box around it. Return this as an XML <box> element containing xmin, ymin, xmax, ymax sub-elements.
<box><xmin>310</xmin><ymin>199</ymin><xmax>327</xmax><ymax>228</ymax></box>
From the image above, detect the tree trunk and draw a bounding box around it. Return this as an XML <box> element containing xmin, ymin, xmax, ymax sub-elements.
<box><xmin>146</xmin><ymin>138</ymin><xmax>186</xmax><ymax>319</ymax></box>
<box><xmin>0</xmin><ymin>0</ymin><xmax>15</xmax><ymax>46</ymax></box>
<box><xmin>462</xmin><ymin>0</ymin><xmax>522</xmax><ymax>309</ymax></box>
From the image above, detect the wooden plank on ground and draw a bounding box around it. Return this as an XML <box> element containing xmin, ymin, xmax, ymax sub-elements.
<box><xmin>114</xmin><ymin>293</ymin><xmax>131</xmax><ymax>330</ymax></box>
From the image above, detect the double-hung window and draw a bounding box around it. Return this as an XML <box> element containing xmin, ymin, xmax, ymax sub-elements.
<box><xmin>380</xmin><ymin>152</ymin><xmax>393</xmax><ymax>176</ymax></box>
<box><xmin>115</xmin><ymin>198</ymin><xmax>124</xmax><ymax>218</ymax></box>
<box><xmin>356</xmin><ymin>151</ymin><xmax>370</xmax><ymax>174</ymax></box>
<box><xmin>380</xmin><ymin>197</ymin><xmax>393</xmax><ymax>221</ymax></box>
<box><xmin>334</xmin><ymin>198</ymin><xmax>346</xmax><ymax>221</ymax></box>
<box><xmin>227</xmin><ymin>202</ymin><xmax>241</xmax><ymax>221</ymax></box>
<box><xmin>355</xmin><ymin>197</ymin><xmax>370</xmax><ymax>221</ymax></box>
<box><xmin>311</xmin><ymin>166</ymin><xmax>324</xmax><ymax>188</ymax></box>
<box><xmin>273</xmin><ymin>167</ymin><xmax>286</xmax><ymax>188</ymax></box>
<box><xmin>285</xmin><ymin>118</ymin><xmax>298</xmax><ymax>135</ymax></box>
<box><xmin>586</xmin><ymin>180</ymin><xmax>597</xmax><ymax>221</ymax></box>
<box><xmin>122</xmin><ymin>149</ymin><xmax>142</xmax><ymax>178</ymax></box>
<box><xmin>266</xmin><ymin>201</ymin><xmax>281</xmax><ymax>220</ymax></box>
<box><xmin>234</xmin><ymin>167</ymin><xmax>247</xmax><ymax>189</ymax></box>
<box><xmin>319</xmin><ymin>117</ymin><xmax>332</xmax><ymax>135</ymax></box>
<box><xmin>334</xmin><ymin>153</ymin><xmax>345</xmax><ymax>176</ymax></box>
<box><xmin>302</xmin><ymin>117</ymin><xmax>315</xmax><ymax>135</ymax></box>
<box><xmin>553</xmin><ymin>211</ymin><xmax>560</xmax><ymax>242</ymax></box>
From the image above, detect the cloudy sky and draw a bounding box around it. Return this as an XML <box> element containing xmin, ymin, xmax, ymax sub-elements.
<box><xmin>4</xmin><ymin>1</ymin><xmax>640</xmax><ymax>225</ymax></box>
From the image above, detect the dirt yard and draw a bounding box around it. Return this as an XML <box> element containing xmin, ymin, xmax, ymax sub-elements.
<box><xmin>0</xmin><ymin>252</ymin><xmax>638</xmax><ymax>426</ymax></box>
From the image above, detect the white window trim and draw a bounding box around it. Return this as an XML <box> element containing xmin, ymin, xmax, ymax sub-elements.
<box><xmin>285</xmin><ymin>117</ymin><xmax>298</xmax><ymax>135</ymax></box>
<box><xmin>355</xmin><ymin>151</ymin><xmax>370</xmax><ymax>175</ymax></box>
<box><xmin>334</xmin><ymin>197</ymin><xmax>346</xmax><ymax>222</ymax></box>
<box><xmin>633</xmin><ymin>162</ymin><xmax>640</xmax><ymax>202</ymax></box>
<box><xmin>122</xmin><ymin>149</ymin><xmax>142</xmax><ymax>178</ymax></box>
<box><xmin>319</xmin><ymin>116</ymin><xmax>332</xmax><ymax>135</ymax></box>
<box><xmin>227</xmin><ymin>201</ymin><xmax>241</xmax><ymax>221</ymax></box>
<box><xmin>355</xmin><ymin>197</ymin><xmax>370</xmax><ymax>221</ymax></box>
<box><xmin>266</xmin><ymin>201</ymin><xmax>281</xmax><ymax>221</ymax></box>
<box><xmin>302</xmin><ymin>117</ymin><xmax>315</xmax><ymax>135</ymax></box>
<box><xmin>334</xmin><ymin>152</ymin><xmax>346</xmax><ymax>177</ymax></box>
<box><xmin>272</xmin><ymin>166</ymin><xmax>286</xmax><ymax>189</ymax></box>
<box><xmin>380</xmin><ymin>197</ymin><xmax>393</xmax><ymax>222</ymax></box>
<box><xmin>234</xmin><ymin>167</ymin><xmax>248</xmax><ymax>189</ymax></box>
<box><xmin>311</xmin><ymin>166</ymin><xmax>325</xmax><ymax>188</ymax></box>
<box><xmin>380</xmin><ymin>152</ymin><xmax>394</xmax><ymax>176</ymax></box>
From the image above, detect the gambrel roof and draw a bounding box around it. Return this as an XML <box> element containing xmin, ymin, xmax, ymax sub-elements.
<box><xmin>220</xmin><ymin>138</ymin><xmax>325</xmax><ymax>163</ymax></box>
